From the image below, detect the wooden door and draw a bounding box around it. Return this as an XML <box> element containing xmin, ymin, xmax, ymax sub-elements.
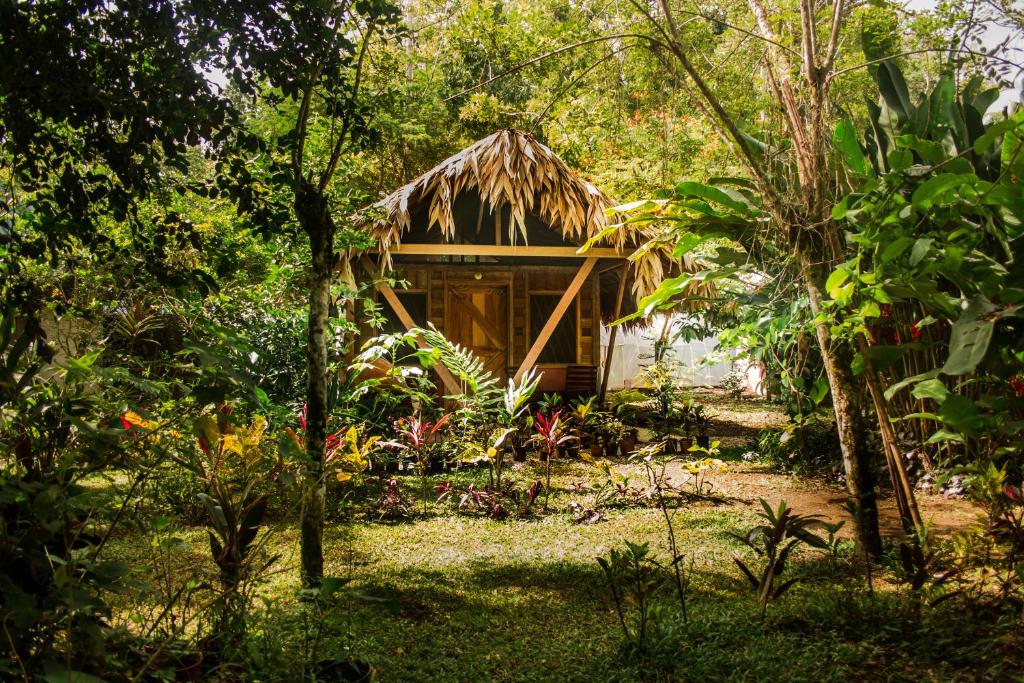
<box><xmin>446</xmin><ymin>284</ymin><xmax>508</xmax><ymax>381</ymax></box>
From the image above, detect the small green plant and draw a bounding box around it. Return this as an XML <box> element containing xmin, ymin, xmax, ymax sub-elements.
<box><xmin>684</xmin><ymin>440</ymin><xmax>725</xmax><ymax>498</ymax></box>
<box><xmin>192</xmin><ymin>412</ymin><xmax>280</xmax><ymax>642</ymax></box>
<box><xmin>629</xmin><ymin>443</ymin><xmax>690</xmax><ymax>619</ymax></box>
<box><xmin>756</xmin><ymin>424</ymin><xmax>840</xmax><ymax>475</ymax></box>
<box><xmin>537</xmin><ymin>392</ymin><xmax>564</xmax><ymax>414</ymax></box>
<box><xmin>720</xmin><ymin>370</ymin><xmax>745</xmax><ymax>400</ymax></box>
<box><xmin>896</xmin><ymin>528</ymin><xmax>963</xmax><ymax>622</ymax></box>
<box><xmin>730</xmin><ymin>499</ymin><xmax>828</xmax><ymax>614</ymax></box>
<box><xmin>596</xmin><ymin>541</ymin><xmax>667</xmax><ymax>655</ymax></box>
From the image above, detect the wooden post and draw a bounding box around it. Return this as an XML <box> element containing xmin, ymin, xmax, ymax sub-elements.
<box><xmin>514</xmin><ymin>256</ymin><xmax>599</xmax><ymax>382</ymax></box>
<box><xmin>599</xmin><ymin>261</ymin><xmax>629</xmax><ymax>405</ymax></box>
<box><xmin>360</xmin><ymin>257</ymin><xmax>462</xmax><ymax>395</ymax></box>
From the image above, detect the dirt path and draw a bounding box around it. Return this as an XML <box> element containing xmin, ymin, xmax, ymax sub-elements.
<box><xmin>667</xmin><ymin>391</ymin><xmax>984</xmax><ymax>538</ymax></box>
<box><xmin>690</xmin><ymin>465</ymin><xmax>981</xmax><ymax>538</ymax></box>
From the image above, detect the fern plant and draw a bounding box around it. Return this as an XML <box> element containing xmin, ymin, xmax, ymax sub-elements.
<box><xmin>414</xmin><ymin>323</ymin><xmax>497</xmax><ymax>397</ymax></box>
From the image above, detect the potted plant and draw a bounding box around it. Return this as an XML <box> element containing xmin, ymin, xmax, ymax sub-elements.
<box><xmin>493</xmin><ymin>369</ymin><xmax>540</xmax><ymax>481</ymax></box>
<box><xmin>596</xmin><ymin>413</ymin><xmax>626</xmax><ymax>459</ymax></box>
<box><xmin>567</xmin><ymin>396</ymin><xmax>600</xmax><ymax>457</ymax></box>
<box><xmin>692</xmin><ymin>404</ymin><xmax>713</xmax><ymax>448</ymax></box>
<box><xmin>511</xmin><ymin>429</ymin><xmax>530</xmax><ymax>462</ymax></box>
<box><xmin>670</xmin><ymin>400</ymin><xmax>696</xmax><ymax>452</ymax></box>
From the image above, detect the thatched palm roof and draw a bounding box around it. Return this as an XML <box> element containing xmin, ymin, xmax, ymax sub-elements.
<box><xmin>361</xmin><ymin>129</ymin><xmax>624</xmax><ymax>247</ymax></box>
<box><xmin>355</xmin><ymin>129</ymin><xmax>714</xmax><ymax>325</ymax></box>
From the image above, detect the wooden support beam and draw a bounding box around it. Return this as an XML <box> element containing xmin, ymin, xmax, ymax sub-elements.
<box><xmin>360</xmin><ymin>257</ymin><xmax>461</xmax><ymax>396</ymax></box>
<box><xmin>514</xmin><ymin>256</ymin><xmax>599</xmax><ymax>383</ymax></box>
<box><xmin>373</xmin><ymin>244</ymin><xmax>625</xmax><ymax>258</ymax></box>
<box><xmin>599</xmin><ymin>261</ymin><xmax>629</xmax><ymax>405</ymax></box>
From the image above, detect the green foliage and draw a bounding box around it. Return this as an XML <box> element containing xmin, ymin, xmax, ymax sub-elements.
<box><xmin>0</xmin><ymin>315</ymin><xmax>140</xmax><ymax>677</ymax></box>
<box><xmin>719</xmin><ymin>370</ymin><xmax>745</xmax><ymax>400</ymax></box>
<box><xmin>0</xmin><ymin>0</ymin><xmax>233</xmax><ymax>300</ymax></box>
<box><xmin>757</xmin><ymin>424</ymin><xmax>842</xmax><ymax>476</ymax></box>
<box><xmin>730</xmin><ymin>500</ymin><xmax>829</xmax><ymax>613</ymax></box>
<box><xmin>596</xmin><ymin>541</ymin><xmax>668</xmax><ymax>655</ymax></box>
<box><xmin>828</xmin><ymin>62</ymin><xmax>1024</xmax><ymax>466</ymax></box>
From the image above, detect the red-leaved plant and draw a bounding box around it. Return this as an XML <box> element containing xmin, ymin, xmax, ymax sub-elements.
<box><xmin>533</xmin><ymin>411</ymin><xmax>575</xmax><ymax>511</ymax></box>
<box><xmin>383</xmin><ymin>413</ymin><xmax>451</xmax><ymax>514</ymax></box>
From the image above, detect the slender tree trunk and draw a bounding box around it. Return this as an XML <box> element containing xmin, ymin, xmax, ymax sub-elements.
<box><xmin>799</xmin><ymin>250</ymin><xmax>883</xmax><ymax>559</ymax></box>
<box><xmin>298</xmin><ymin>182</ymin><xmax>333</xmax><ymax>588</ymax></box>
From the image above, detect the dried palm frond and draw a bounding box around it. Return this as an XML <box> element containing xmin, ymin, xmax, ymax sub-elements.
<box><xmin>352</xmin><ymin>129</ymin><xmax>715</xmax><ymax>326</ymax></box>
<box><xmin>357</xmin><ymin>129</ymin><xmax>625</xmax><ymax>255</ymax></box>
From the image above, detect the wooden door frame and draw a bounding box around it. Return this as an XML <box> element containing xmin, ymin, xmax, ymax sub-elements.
<box><xmin>444</xmin><ymin>280</ymin><xmax>511</xmax><ymax>377</ymax></box>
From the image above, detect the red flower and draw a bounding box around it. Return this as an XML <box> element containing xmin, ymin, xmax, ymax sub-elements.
<box><xmin>910</xmin><ymin>322</ymin><xmax>921</xmax><ymax>341</ymax></box>
<box><xmin>1011</xmin><ymin>375</ymin><xmax>1024</xmax><ymax>397</ymax></box>
<box><xmin>1005</xmin><ymin>485</ymin><xmax>1023</xmax><ymax>505</ymax></box>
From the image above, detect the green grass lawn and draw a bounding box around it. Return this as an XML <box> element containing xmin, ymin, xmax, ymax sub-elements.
<box><xmin>102</xmin><ymin>454</ymin><xmax>1020</xmax><ymax>682</ymax></box>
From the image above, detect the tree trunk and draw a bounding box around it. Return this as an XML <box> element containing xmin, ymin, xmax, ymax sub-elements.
<box><xmin>297</xmin><ymin>183</ymin><xmax>333</xmax><ymax>588</ymax></box>
<box><xmin>800</xmin><ymin>250</ymin><xmax>883</xmax><ymax>559</ymax></box>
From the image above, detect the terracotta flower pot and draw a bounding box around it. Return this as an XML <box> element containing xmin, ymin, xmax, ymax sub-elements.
<box><xmin>619</xmin><ymin>433</ymin><xmax>637</xmax><ymax>457</ymax></box>
<box><xmin>590</xmin><ymin>442</ymin><xmax>604</xmax><ymax>460</ymax></box>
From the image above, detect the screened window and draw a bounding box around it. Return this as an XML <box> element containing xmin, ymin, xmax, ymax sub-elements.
<box><xmin>530</xmin><ymin>294</ymin><xmax>576</xmax><ymax>363</ymax></box>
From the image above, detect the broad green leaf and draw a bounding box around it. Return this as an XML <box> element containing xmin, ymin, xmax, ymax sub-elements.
<box><xmin>972</xmin><ymin>113</ymin><xmax>1024</xmax><ymax>154</ymax></box>
<box><xmin>884</xmin><ymin>369</ymin><xmax>940</xmax><ymax>401</ymax></box>
<box><xmin>938</xmin><ymin>394</ymin><xmax>980</xmax><ymax>427</ymax></box>
<box><xmin>911</xmin><ymin>174</ymin><xmax>965</xmax><ymax>209</ymax></box>
<box><xmin>834</xmin><ymin>118</ymin><xmax>868</xmax><ymax>175</ymax></box>
<box><xmin>909</xmin><ymin>238</ymin><xmax>933</xmax><ymax>266</ymax></box>
<box><xmin>878</xmin><ymin>60</ymin><xmax>912</xmax><ymax>122</ymax></box>
<box><xmin>674</xmin><ymin>181</ymin><xmax>755</xmax><ymax>216</ymax></box>
<box><xmin>880</xmin><ymin>236</ymin><xmax>913</xmax><ymax>263</ymax></box>
<box><xmin>896</xmin><ymin>135</ymin><xmax>946</xmax><ymax>164</ymax></box>
<box><xmin>926</xmin><ymin>429</ymin><xmax>965</xmax><ymax>444</ymax></box>
<box><xmin>888</xmin><ymin>148</ymin><xmax>913</xmax><ymax>172</ymax></box>
<box><xmin>911</xmin><ymin>379</ymin><xmax>949</xmax><ymax>402</ymax></box>
<box><xmin>825</xmin><ymin>268</ymin><xmax>850</xmax><ymax>295</ymax></box>
<box><xmin>941</xmin><ymin>296</ymin><xmax>998</xmax><ymax>375</ymax></box>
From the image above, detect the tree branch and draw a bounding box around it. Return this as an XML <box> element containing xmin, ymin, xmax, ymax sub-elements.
<box><xmin>822</xmin><ymin>0</ymin><xmax>846</xmax><ymax>76</ymax></box>
<box><xmin>829</xmin><ymin>47</ymin><xmax>1024</xmax><ymax>84</ymax></box>
<box><xmin>319</xmin><ymin>20</ymin><xmax>376</xmax><ymax>193</ymax></box>
<box><xmin>532</xmin><ymin>45</ymin><xmax>635</xmax><ymax>129</ymax></box>
<box><xmin>645</xmin><ymin>0</ymin><xmax>782</xmax><ymax>212</ymax></box>
<box><xmin>440</xmin><ymin>33</ymin><xmax>670</xmax><ymax>103</ymax></box>
<box><xmin>293</xmin><ymin>59</ymin><xmax>323</xmax><ymax>179</ymax></box>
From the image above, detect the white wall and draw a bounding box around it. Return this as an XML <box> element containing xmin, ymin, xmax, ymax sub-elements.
<box><xmin>599</xmin><ymin>314</ymin><xmax>732</xmax><ymax>389</ymax></box>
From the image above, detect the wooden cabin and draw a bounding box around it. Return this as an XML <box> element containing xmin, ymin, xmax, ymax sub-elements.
<box><xmin>354</xmin><ymin>130</ymin><xmax>708</xmax><ymax>397</ymax></box>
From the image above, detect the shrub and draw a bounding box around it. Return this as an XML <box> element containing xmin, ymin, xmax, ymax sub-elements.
<box><xmin>756</xmin><ymin>424</ymin><xmax>840</xmax><ymax>476</ymax></box>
